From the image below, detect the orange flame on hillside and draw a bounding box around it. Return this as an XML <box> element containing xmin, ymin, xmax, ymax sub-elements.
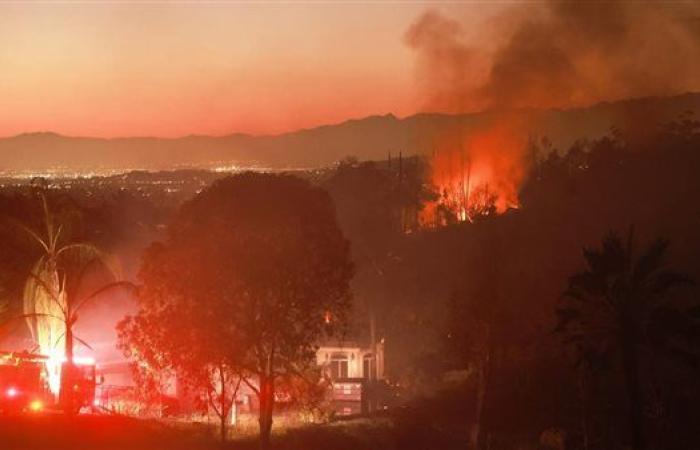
<box><xmin>422</xmin><ymin>119</ymin><xmax>528</xmax><ymax>226</ymax></box>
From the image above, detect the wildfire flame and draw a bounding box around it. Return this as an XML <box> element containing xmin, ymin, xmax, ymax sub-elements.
<box><xmin>423</xmin><ymin>119</ymin><xmax>528</xmax><ymax>225</ymax></box>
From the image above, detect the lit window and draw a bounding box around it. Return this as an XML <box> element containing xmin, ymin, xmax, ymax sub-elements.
<box><xmin>329</xmin><ymin>352</ymin><xmax>348</xmax><ymax>379</ymax></box>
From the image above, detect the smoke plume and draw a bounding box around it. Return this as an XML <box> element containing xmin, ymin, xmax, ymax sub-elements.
<box><xmin>406</xmin><ymin>1</ymin><xmax>700</xmax><ymax>223</ymax></box>
<box><xmin>406</xmin><ymin>1</ymin><xmax>700</xmax><ymax>112</ymax></box>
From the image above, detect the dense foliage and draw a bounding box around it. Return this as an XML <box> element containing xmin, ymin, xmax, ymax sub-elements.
<box><xmin>118</xmin><ymin>173</ymin><xmax>353</xmax><ymax>446</ymax></box>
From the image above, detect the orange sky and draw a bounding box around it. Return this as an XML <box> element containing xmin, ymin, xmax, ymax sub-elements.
<box><xmin>0</xmin><ymin>2</ymin><xmax>503</xmax><ymax>138</ymax></box>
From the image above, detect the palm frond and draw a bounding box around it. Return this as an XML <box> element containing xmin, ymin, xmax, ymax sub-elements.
<box><xmin>633</xmin><ymin>237</ymin><xmax>669</xmax><ymax>284</ymax></box>
<box><xmin>73</xmin><ymin>334</ymin><xmax>94</xmax><ymax>351</ymax></box>
<box><xmin>58</xmin><ymin>243</ymin><xmax>123</xmax><ymax>281</ymax></box>
<box><xmin>58</xmin><ymin>244</ymin><xmax>124</xmax><ymax>302</ymax></box>
<box><xmin>568</xmin><ymin>272</ymin><xmax>607</xmax><ymax>297</ymax></box>
<box><xmin>40</xmin><ymin>192</ymin><xmax>54</xmax><ymax>248</ymax></box>
<box><xmin>51</xmin><ymin>224</ymin><xmax>63</xmax><ymax>253</ymax></box>
<box><xmin>16</xmin><ymin>312</ymin><xmax>64</xmax><ymax>322</ymax></box>
<box><xmin>25</xmin><ymin>271</ymin><xmax>67</xmax><ymax>316</ymax></box>
<box><xmin>56</xmin><ymin>242</ymin><xmax>101</xmax><ymax>259</ymax></box>
<box><xmin>73</xmin><ymin>281</ymin><xmax>137</xmax><ymax>315</ymax></box>
<box><xmin>10</xmin><ymin>219</ymin><xmax>50</xmax><ymax>254</ymax></box>
<box><xmin>52</xmin><ymin>331</ymin><xmax>66</xmax><ymax>349</ymax></box>
<box><xmin>650</xmin><ymin>270</ymin><xmax>694</xmax><ymax>296</ymax></box>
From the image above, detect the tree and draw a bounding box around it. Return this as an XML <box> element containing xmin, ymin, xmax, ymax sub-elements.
<box><xmin>118</xmin><ymin>260</ymin><xmax>246</xmax><ymax>438</ymax></box>
<box><xmin>120</xmin><ymin>173</ymin><xmax>353</xmax><ymax>447</ymax></box>
<box><xmin>447</xmin><ymin>287</ymin><xmax>493</xmax><ymax>449</ymax></box>
<box><xmin>322</xmin><ymin>157</ymin><xmax>434</xmax><ymax>383</ymax></box>
<box><xmin>556</xmin><ymin>230</ymin><xmax>691</xmax><ymax>450</ymax></box>
<box><xmin>446</xmin><ymin>223</ymin><xmax>519</xmax><ymax>450</ymax></box>
<box><xmin>18</xmin><ymin>188</ymin><xmax>127</xmax><ymax>413</ymax></box>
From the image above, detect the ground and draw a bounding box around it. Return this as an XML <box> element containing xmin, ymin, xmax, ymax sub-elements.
<box><xmin>0</xmin><ymin>415</ymin><xmax>214</xmax><ymax>450</ymax></box>
<box><xmin>0</xmin><ymin>386</ymin><xmax>491</xmax><ymax>450</ymax></box>
<box><xmin>0</xmin><ymin>409</ymin><xmax>472</xmax><ymax>450</ymax></box>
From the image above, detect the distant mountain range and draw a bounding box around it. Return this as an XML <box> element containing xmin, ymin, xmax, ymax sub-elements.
<box><xmin>1</xmin><ymin>93</ymin><xmax>698</xmax><ymax>174</ymax></box>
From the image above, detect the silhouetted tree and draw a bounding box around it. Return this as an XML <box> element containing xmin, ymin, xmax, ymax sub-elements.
<box><xmin>121</xmin><ymin>173</ymin><xmax>353</xmax><ymax>448</ymax></box>
<box><xmin>557</xmin><ymin>230</ymin><xmax>691</xmax><ymax>450</ymax></box>
<box><xmin>446</xmin><ymin>222</ymin><xmax>523</xmax><ymax>449</ymax></box>
<box><xmin>119</xmin><ymin>296</ymin><xmax>244</xmax><ymax>439</ymax></box>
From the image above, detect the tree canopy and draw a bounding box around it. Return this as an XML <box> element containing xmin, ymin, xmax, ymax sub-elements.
<box><xmin>119</xmin><ymin>172</ymin><xmax>353</xmax><ymax>445</ymax></box>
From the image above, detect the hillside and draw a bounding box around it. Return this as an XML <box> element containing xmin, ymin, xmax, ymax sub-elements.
<box><xmin>1</xmin><ymin>93</ymin><xmax>698</xmax><ymax>174</ymax></box>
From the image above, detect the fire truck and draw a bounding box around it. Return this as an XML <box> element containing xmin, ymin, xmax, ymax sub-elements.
<box><xmin>0</xmin><ymin>351</ymin><xmax>50</xmax><ymax>414</ymax></box>
<box><xmin>0</xmin><ymin>351</ymin><xmax>98</xmax><ymax>414</ymax></box>
<box><xmin>59</xmin><ymin>356</ymin><xmax>98</xmax><ymax>414</ymax></box>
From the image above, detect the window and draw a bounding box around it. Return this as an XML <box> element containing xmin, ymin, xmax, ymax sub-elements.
<box><xmin>329</xmin><ymin>352</ymin><xmax>348</xmax><ymax>379</ymax></box>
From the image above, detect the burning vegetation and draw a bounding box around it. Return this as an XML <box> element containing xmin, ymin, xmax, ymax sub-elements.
<box><xmin>422</xmin><ymin>118</ymin><xmax>528</xmax><ymax>225</ymax></box>
<box><xmin>407</xmin><ymin>0</ymin><xmax>700</xmax><ymax>226</ymax></box>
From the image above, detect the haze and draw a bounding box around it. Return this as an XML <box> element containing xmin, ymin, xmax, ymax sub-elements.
<box><xmin>0</xmin><ymin>2</ymin><xmax>506</xmax><ymax>138</ymax></box>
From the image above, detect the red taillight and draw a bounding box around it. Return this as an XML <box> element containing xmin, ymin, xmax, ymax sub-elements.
<box><xmin>6</xmin><ymin>387</ymin><xmax>18</xmax><ymax>398</ymax></box>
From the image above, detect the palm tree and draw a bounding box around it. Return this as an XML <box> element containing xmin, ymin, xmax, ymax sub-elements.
<box><xmin>556</xmin><ymin>230</ymin><xmax>691</xmax><ymax>450</ymax></box>
<box><xmin>19</xmin><ymin>190</ymin><xmax>130</xmax><ymax>413</ymax></box>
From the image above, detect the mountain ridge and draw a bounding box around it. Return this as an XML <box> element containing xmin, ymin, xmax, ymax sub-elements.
<box><xmin>1</xmin><ymin>93</ymin><xmax>698</xmax><ymax>174</ymax></box>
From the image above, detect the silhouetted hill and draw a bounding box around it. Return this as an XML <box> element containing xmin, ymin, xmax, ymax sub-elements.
<box><xmin>1</xmin><ymin>93</ymin><xmax>698</xmax><ymax>173</ymax></box>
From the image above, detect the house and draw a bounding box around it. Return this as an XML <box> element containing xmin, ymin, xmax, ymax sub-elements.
<box><xmin>316</xmin><ymin>339</ymin><xmax>385</xmax><ymax>381</ymax></box>
<box><xmin>93</xmin><ymin>338</ymin><xmax>388</xmax><ymax>419</ymax></box>
<box><xmin>315</xmin><ymin>339</ymin><xmax>386</xmax><ymax>416</ymax></box>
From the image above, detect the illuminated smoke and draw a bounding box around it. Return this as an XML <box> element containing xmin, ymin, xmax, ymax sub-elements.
<box><xmin>406</xmin><ymin>1</ymin><xmax>700</xmax><ymax>224</ymax></box>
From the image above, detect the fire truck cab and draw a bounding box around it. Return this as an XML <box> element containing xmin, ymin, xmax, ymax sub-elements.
<box><xmin>0</xmin><ymin>352</ymin><xmax>98</xmax><ymax>414</ymax></box>
<box><xmin>0</xmin><ymin>352</ymin><xmax>50</xmax><ymax>414</ymax></box>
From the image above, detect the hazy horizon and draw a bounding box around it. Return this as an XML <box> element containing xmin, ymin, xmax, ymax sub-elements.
<box><xmin>3</xmin><ymin>2</ymin><xmax>698</xmax><ymax>140</ymax></box>
<box><xmin>0</xmin><ymin>2</ymin><xmax>504</xmax><ymax>138</ymax></box>
<box><xmin>2</xmin><ymin>90</ymin><xmax>698</xmax><ymax>142</ymax></box>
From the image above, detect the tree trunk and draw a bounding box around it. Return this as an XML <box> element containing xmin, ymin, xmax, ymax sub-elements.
<box><xmin>578</xmin><ymin>368</ymin><xmax>590</xmax><ymax>450</ymax></box>
<box><xmin>65</xmin><ymin>322</ymin><xmax>74</xmax><ymax>361</ymax></box>
<box><xmin>62</xmin><ymin>321</ymin><xmax>76</xmax><ymax>415</ymax></box>
<box><xmin>220</xmin><ymin>413</ymin><xmax>227</xmax><ymax>442</ymax></box>
<box><xmin>621</xmin><ymin>337</ymin><xmax>645</xmax><ymax>450</ymax></box>
<box><xmin>369</xmin><ymin>309</ymin><xmax>377</xmax><ymax>414</ymax></box>
<box><xmin>219</xmin><ymin>367</ymin><xmax>228</xmax><ymax>442</ymax></box>
<box><xmin>471</xmin><ymin>345</ymin><xmax>491</xmax><ymax>449</ymax></box>
<box><xmin>258</xmin><ymin>375</ymin><xmax>274</xmax><ymax>450</ymax></box>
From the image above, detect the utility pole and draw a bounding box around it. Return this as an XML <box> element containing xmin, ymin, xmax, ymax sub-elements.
<box><xmin>370</xmin><ymin>308</ymin><xmax>376</xmax><ymax>382</ymax></box>
<box><xmin>398</xmin><ymin>151</ymin><xmax>405</xmax><ymax>233</ymax></box>
<box><xmin>465</xmin><ymin>156</ymin><xmax>472</xmax><ymax>222</ymax></box>
<box><xmin>460</xmin><ymin>147</ymin><xmax>466</xmax><ymax>221</ymax></box>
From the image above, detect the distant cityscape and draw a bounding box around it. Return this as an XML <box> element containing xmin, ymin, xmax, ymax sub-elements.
<box><xmin>0</xmin><ymin>164</ymin><xmax>327</xmax><ymax>214</ymax></box>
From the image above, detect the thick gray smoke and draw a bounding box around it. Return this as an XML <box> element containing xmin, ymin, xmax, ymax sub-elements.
<box><xmin>405</xmin><ymin>1</ymin><xmax>700</xmax><ymax>112</ymax></box>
